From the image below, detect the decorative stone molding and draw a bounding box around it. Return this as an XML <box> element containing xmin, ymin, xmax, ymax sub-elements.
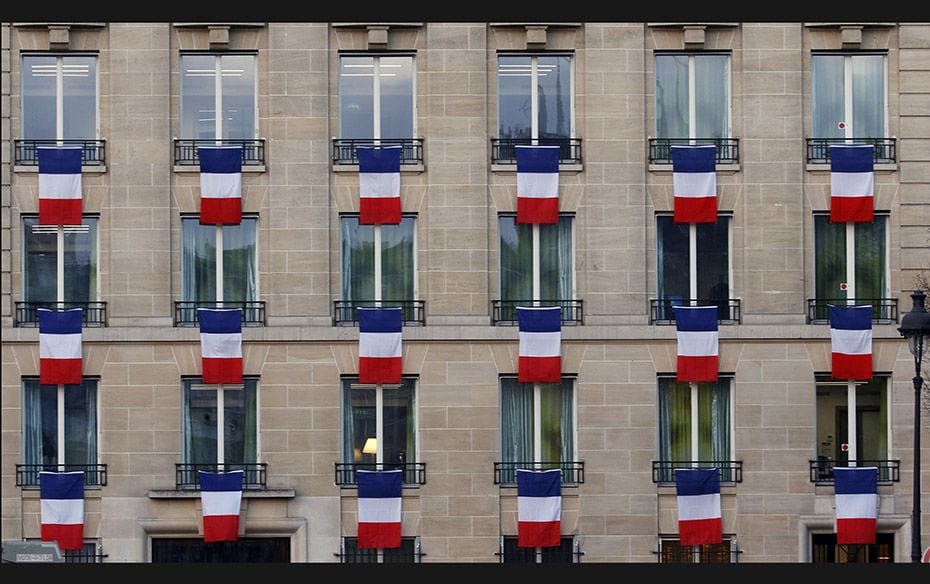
<box><xmin>525</xmin><ymin>25</ymin><xmax>547</xmax><ymax>49</ymax></box>
<box><xmin>208</xmin><ymin>25</ymin><xmax>229</xmax><ymax>49</ymax></box>
<box><xmin>367</xmin><ymin>25</ymin><xmax>389</xmax><ymax>49</ymax></box>
<box><xmin>683</xmin><ymin>25</ymin><xmax>706</xmax><ymax>49</ymax></box>
<box><xmin>840</xmin><ymin>25</ymin><xmax>863</xmax><ymax>48</ymax></box>
<box><xmin>48</xmin><ymin>25</ymin><xmax>70</xmax><ymax>50</ymax></box>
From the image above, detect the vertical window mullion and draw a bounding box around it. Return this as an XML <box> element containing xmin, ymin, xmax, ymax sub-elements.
<box><xmin>688</xmin><ymin>56</ymin><xmax>696</xmax><ymax>141</ymax></box>
<box><xmin>375</xmin><ymin>385</ymin><xmax>384</xmax><ymax>464</ymax></box>
<box><xmin>533</xmin><ymin>383</ymin><xmax>542</xmax><ymax>462</ymax></box>
<box><xmin>689</xmin><ymin>224</ymin><xmax>697</xmax><ymax>303</ymax></box>
<box><xmin>373</xmin><ymin>57</ymin><xmax>381</xmax><ymax>141</ymax></box>
<box><xmin>214</xmin><ymin>56</ymin><xmax>223</xmax><ymax>141</ymax></box>
<box><xmin>216</xmin><ymin>387</ymin><xmax>225</xmax><ymax>465</ymax></box>
<box><xmin>844</xmin><ymin>56</ymin><xmax>853</xmax><ymax>140</ymax></box>
<box><xmin>532</xmin><ymin>225</ymin><xmax>540</xmax><ymax>300</ymax></box>
<box><xmin>690</xmin><ymin>382</ymin><xmax>699</xmax><ymax>463</ymax></box>
<box><xmin>57</xmin><ymin>385</ymin><xmax>66</xmax><ymax>465</ymax></box>
<box><xmin>531</xmin><ymin>57</ymin><xmax>539</xmax><ymax>141</ymax></box>
<box><xmin>845</xmin><ymin>223</ymin><xmax>855</xmax><ymax>302</ymax></box>
<box><xmin>56</xmin><ymin>57</ymin><xmax>64</xmax><ymax>142</ymax></box>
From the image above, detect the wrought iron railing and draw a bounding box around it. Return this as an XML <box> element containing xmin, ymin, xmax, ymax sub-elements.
<box><xmin>500</xmin><ymin>537</ymin><xmax>582</xmax><ymax>563</ymax></box>
<box><xmin>14</xmin><ymin>139</ymin><xmax>107</xmax><ymax>166</ymax></box>
<box><xmin>339</xmin><ymin>537</ymin><xmax>422</xmax><ymax>563</ymax></box>
<box><xmin>334</xmin><ymin>462</ymin><xmax>427</xmax><ymax>486</ymax></box>
<box><xmin>491</xmin><ymin>299</ymin><xmax>584</xmax><ymax>325</ymax></box>
<box><xmin>15</xmin><ymin>464</ymin><xmax>108</xmax><ymax>488</ymax></box>
<box><xmin>809</xmin><ymin>458</ymin><xmax>900</xmax><ymax>484</ymax></box>
<box><xmin>648</xmin><ymin>138</ymin><xmax>740</xmax><ymax>165</ymax></box>
<box><xmin>331</xmin><ymin>138</ymin><xmax>424</xmax><ymax>165</ymax></box>
<box><xmin>806</xmin><ymin>138</ymin><xmax>896</xmax><ymax>164</ymax></box>
<box><xmin>651</xmin><ymin>460</ymin><xmax>743</xmax><ymax>484</ymax></box>
<box><xmin>491</xmin><ymin>137</ymin><xmax>583</xmax><ymax>165</ymax></box>
<box><xmin>174</xmin><ymin>301</ymin><xmax>266</xmax><ymax>326</ymax></box>
<box><xmin>332</xmin><ymin>300</ymin><xmax>426</xmax><ymax>326</ymax></box>
<box><xmin>174</xmin><ymin>462</ymin><xmax>268</xmax><ymax>490</ymax></box>
<box><xmin>806</xmin><ymin>298</ymin><xmax>898</xmax><ymax>324</ymax></box>
<box><xmin>14</xmin><ymin>301</ymin><xmax>108</xmax><ymax>327</ymax></box>
<box><xmin>173</xmin><ymin>139</ymin><xmax>266</xmax><ymax>166</ymax></box>
<box><xmin>493</xmin><ymin>461</ymin><xmax>585</xmax><ymax>486</ymax></box>
<box><xmin>649</xmin><ymin>298</ymin><xmax>741</xmax><ymax>324</ymax></box>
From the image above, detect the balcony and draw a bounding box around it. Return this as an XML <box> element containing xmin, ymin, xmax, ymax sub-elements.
<box><xmin>331</xmin><ymin>138</ymin><xmax>424</xmax><ymax>166</ymax></box>
<box><xmin>493</xmin><ymin>461</ymin><xmax>585</xmax><ymax>486</ymax></box>
<box><xmin>809</xmin><ymin>458</ymin><xmax>900</xmax><ymax>484</ymax></box>
<box><xmin>491</xmin><ymin>137</ymin><xmax>583</xmax><ymax>165</ymax></box>
<box><xmin>332</xmin><ymin>300</ymin><xmax>425</xmax><ymax>326</ymax></box>
<box><xmin>334</xmin><ymin>462</ymin><xmax>427</xmax><ymax>487</ymax></box>
<box><xmin>651</xmin><ymin>460</ymin><xmax>743</xmax><ymax>484</ymax></box>
<box><xmin>649</xmin><ymin>298</ymin><xmax>741</xmax><ymax>325</ymax></box>
<box><xmin>491</xmin><ymin>299</ymin><xmax>584</xmax><ymax>326</ymax></box>
<box><xmin>648</xmin><ymin>138</ymin><xmax>740</xmax><ymax>165</ymax></box>
<box><xmin>174</xmin><ymin>301</ymin><xmax>266</xmax><ymax>327</ymax></box>
<box><xmin>14</xmin><ymin>139</ymin><xmax>107</xmax><ymax>167</ymax></box>
<box><xmin>15</xmin><ymin>301</ymin><xmax>108</xmax><ymax>327</ymax></box>
<box><xmin>175</xmin><ymin>462</ymin><xmax>268</xmax><ymax>490</ymax></box>
<box><xmin>806</xmin><ymin>138</ymin><xmax>896</xmax><ymax>165</ymax></box>
<box><xmin>16</xmin><ymin>464</ymin><xmax>108</xmax><ymax>488</ymax></box>
<box><xmin>806</xmin><ymin>298</ymin><xmax>898</xmax><ymax>324</ymax></box>
<box><xmin>173</xmin><ymin>139</ymin><xmax>266</xmax><ymax>167</ymax></box>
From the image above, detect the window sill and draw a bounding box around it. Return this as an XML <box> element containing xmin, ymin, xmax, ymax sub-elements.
<box><xmin>14</xmin><ymin>165</ymin><xmax>107</xmax><ymax>174</ymax></box>
<box><xmin>332</xmin><ymin>163</ymin><xmax>425</xmax><ymax>173</ymax></box>
<box><xmin>490</xmin><ymin>163</ymin><xmax>583</xmax><ymax>173</ymax></box>
<box><xmin>806</xmin><ymin>162</ymin><xmax>897</xmax><ymax>172</ymax></box>
<box><xmin>648</xmin><ymin>163</ymin><xmax>740</xmax><ymax>173</ymax></box>
<box><xmin>174</xmin><ymin>165</ymin><xmax>266</xmax><ymax>173</ymax></box>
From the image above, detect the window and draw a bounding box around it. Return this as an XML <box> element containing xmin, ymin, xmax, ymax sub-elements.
<box><xmin>812</xmin><ymin>53</ymin><xmax>886</xmax><ymax>141</ymax></box>
<box><xmin>180</xmin><ymin>54</ymin><xmax>257</xmax><ymax>141</ymax></box>
<box><xmin>497</xmin><ymin>214</ymin><xmax>576</xmax><ymax>324</ymax></box>
<box><xmin>339</xmin><ymin>54</ymin><xmax>415</xmax><ymax>140</ymax></box>
<box><xmin>657</xmin><ymin>376</ymin><xmax>733</xmax><ymax>482</ymax></box>
<box><xmin>341</xmin><ymin>537</ymin><xmax>420</xmax><ymax>563</ymax></box>
<box><xmin>22</xmin><ymin>54</ymin><xmax>98</xmax><ymax>141</ymax></box>
<box><xmin>22</xmin><ymin>215</ymin><xmax>99</xmax><ymax>306</ymax></box>
<box><xmin>500</xmin><ymin>536</ymin><xmax>578</xmax><ymax>563</ymax></box>
<box><xmin>655</xmin><ymin>214</ymin><xmax>732</xmax><ymax>321</ymax></box>
<box><xmin>24</xmin><ymin>540</ymin><xmax>104</xmax><ymax>563</ymax></box>
<box><xmin>152</xmin><ymin>537</ymin><xmax>290</xmax><ymax>563</ymax></box>
<box><xmin>658</xmin><ymin>536</ymin><xmax>737</xmax><ymax>563</ymax></box>
<box><xmin>21</xmin><ymin>378</ymin><xmax>99</xmax><ymax>486</ymax></box>
<box><xmin>811</xmin><ymin>532</ymin><xmax>893</xmax><ymax>563</ymax></box>
<box><xmin>655</xmin><ymin>53</ymin><xmax>730</xmax><ymax>140</ymax></box>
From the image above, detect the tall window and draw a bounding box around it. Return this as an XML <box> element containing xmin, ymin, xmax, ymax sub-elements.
<box><xmin>23</xmin><ymin>216</ymin><xmax>98</xmax><ymax>304</ymax></box>
<box><xmin>22</xmin><ymin>378</ymin><xmax>99</xmax><ymax>485</ymax></box>
<box><xmin>812</xmin><ymin>53</ymin><xmax>886</xmax><ymax>140</ymax></box>
<box><xmin>181</xmin><ymin>378</ymin><xmax>259</xmax><ymax>477</ymax></box>
<box><xmin>497</xmin><ymin>54</ymin><xmax>573</xmax><ymax>142</ymax></box>
<box><xmin>340</xmin><ymin>215</ymin><xmax>416</xmax><ymax>307</ymax></box>
<box><xmin>339</xmin><ymin>54</ymin><xmax>415</xmax><ymax>140</ymax></box>
<box><xmin>657</xmin><ymin>377</ymin><xmax>732</xmax><ymax>482</ymax></box>
<box><xmin>180</xmin><ymin>54</ymin><xmax>257</xmax><ymax>140</ymax></box>
<box><xmin>22</xmin><ymin>54</ymin><xmax>97</xmax><ymax>141</ymax></box>
<box><xmin>656</xmin><ymin>214</ymin><xmax>731</xmax><ymax>319</ymax></box>
<box><xmin>181</xmin><ymin>216</ymin><xmax>258</xmax><ymax>304</ymax></box>
<box><xmin>500</xmin><ymin>377</ymin><xmax>575</xmax><ymax>483</ymax></box>
<box><xmin>655</xmin><ymin>53</ymin><xmax>729</xmax><ymax>140</ymax></box>
<box><xmin>341</xmin><ymin>377</ymin><xmax>417</xmax><ymax>481</ymax></box>
<box><xmin>815</xmin><ymin>375</ymin><xmax>889</xmax><ymax>480</ymax></box>
<box><xmin>813</xmin><ymin>213</ymin><xmax>888</xmax><ymax>313</ymax></box>
<box><xmin>659</xmin><ymin>537</ymin><xmax>736</xmax><ymax>563</ymax></box>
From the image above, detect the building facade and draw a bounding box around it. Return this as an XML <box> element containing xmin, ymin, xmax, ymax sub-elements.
<box><xmin>1</xmin><ymin>21</ymin><xmax>929</xmax><ymax>563</ymax></box>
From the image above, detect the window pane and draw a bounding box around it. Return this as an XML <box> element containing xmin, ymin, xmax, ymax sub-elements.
<box><xmin>854</xmin><ymin>217</ymin><xmax>886</xmax><ymax>300</ymax></box>
<box><xmin>500</xmin><ymin>378</ymin><xmax>533</xmax><ymax>465</ymax></box>
<box><xmin>382</xmin><ymin>379</ymin><xmax>416</xmax><ymax>466</ymax></box>
<box><xmin>340</xmin><ymin>217</ymin><xmax>375</xmax><ymax>302</ymax></box>
<box><xmin>62</xmin><ymin>217</ymin><xmax>97</xmax><ymax>302</ymax></box>
<box><xmin>694</xmin><ymin>55</ymin><xmax>728</xmax><ymax>138</ymax></box>
<box><xmin>339</xmin><ymin>56</ymin><xmax>375</xmax><ymax>139</ymax></box>
<box><xmin>857</xmin><ymin>378</ymin><xmax>887</xmax><ymax>462</ymax></box>
<box><xmin>182</xmin><ymin>218</ymin><xmax>218</xmax><ymax>301</ymax></box>
<box><xmin>657</xmin><ymin>216</ymin><xmax>690</xmax><ymax>302</ymax></box>
<box><xmin>180</xmin><ymin>55</ymin><xmax>217</xmax><ymax>140</ymax></box>
<box><xmin>814</xmin><ymin>215</ymin><xmax>846</xmax><ymax>299</ymax></box>
<box><xmin>61</xmin><ymin>56</ymin><xmax>97</xmax><ymax>140</ymax></box>
<box><xmin>539</xmin><ymin>381</ymin><xmax>572</xmax><ymax>463</ymax></box>
<box><xmin>695</xmin><ymin>217</ymin><xmax>729</xmax><ymax>304</ymax></box>
<box><xmin>22</xmin><ymin>55</ymin><xmax>57</xmax><ymax>139</ymax></box>
<box><xmin>500</xmin><ymin>216</ymin><xmax>533</xmax><ymax>302</ymax></box>
<box><xmin>658</xmin><ymin>379</ymin><xmax>691</xmax><ymax>462</ymax></box>
<box><xmin>851</xmin><ymin>55</ymin><xmax>885</xmax><ymax>138</ymax></box>
<box><xmin>64</xmin><ymin>379</ymin><xmax>96</xmax><ymax>465</ymax></box>
<box><xmin>498</xmin><ymin>55</ymin><xmax>532</xmax><ymax>139</ymax></box>
<box><xmin>23</xmin><ymin>380</ymin><xmax>58</xmax><ymax>466</ymax></box>
<box><xmin>812</xmin><ymin>55</ymin><xmax>845</xmax><ymax>139</ymax></box>
<box><xmin>381</xmin><ymin>217</ymin><xmax>415</xmax><ymax>301</ymax></box>
<box><xmin>539</xmin><ymin>216</ymin><xmax>573</xmax><ymax>301</ymax></box>
<box><xmin>536</xmin><ymin>55</ymin><xmax>571</xmax><ymax>140</ymax></box>
<box><xmin>184</xmin><ymin>384</ymin><xmax>218</xmax><ymax>464</ymax></box>
<box><xmin>697</xmin><ymin>381</ymin><xmax>729</xmax><ymax>464</ymax></box>
<box><xmin>655</xmin><ymin>55</ymin><xmax>689</xmax><ymax>138</ymax></box>
<box><xmin>344</xmin><ymin>383</ymin><xmax>376</xmax><ymax>464</ymax></box>
<box><xmin>222</xmin><ymin>218</ymin><xmax>258</xmax><ymax>302</ymax></box>
<box><xmin>220</xmin><ymin>55</ymin><xmax>256</xmax><ymax>140</ymax></box>
<box><xmin>224</xmin><ymin>380</ymin><xmax>258</xmax><ymax>465</ymax></box>
<box><xmin>23</xmin><ymin>216</ymin><xmax>58</xmax><ymax>302</ymax></box>
<box><xmin>379</xmin><ymin>56</ymin><xmax>414</xmax><ymax>139</ymax></box>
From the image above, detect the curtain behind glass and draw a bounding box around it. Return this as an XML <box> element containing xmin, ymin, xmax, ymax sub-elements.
<box><xmin>539</xmin><ymin>382</ymin><xmax>563</xmax><ymax>463</ymax></box>
<box><xmin>382</xmin><ymin>380</ymin><xmax>415</xmax><ymax>465</ymax></box>
<box><xmin>61</xmin><ymin>56</ymin><xmax>97</xmax><ymax>140</ymax></box>
<box><xmin>379</xmin><ymin>56</ymin><xmax>414</xmax><ymax>139</ymax></box>
<box><xmin>341</xmin><ymin>217</ymin><xmax>375</xmax><ymax>302</ymax></box>
<box><xmin>64</xmin><ymin>380</ymin><xmax>96</xmax><ymax>465</ymax></box>
<box><xmin>182</xmin><ymin>382</ymin><xmax>218</xmax><ymax>464</ymax></box>
<box><xmin>501</xmin><ymin>378</ymin><xmax>533</xmax><ymax>465</ymax></box>
<box><xmin>814</xmin><ymin>215</ymin><xmax>845</xmax><ymax>300</ymax></box>
<box><xmin>220</xmin><ymin>55</ymin><xmax>256</xmax><ymax>140</ymax></box>
<box><xmin>381</xmin><ymin>218</ymin><xmax>415</xmax><ymax>301</ymax></box>
<box><xmin>339</xmin><ymin>56</ymin><xmax>375</xmax><ymax>139</ymax></box>
<box><xmin>657</xmin><ymin>216</ymin><xmax>690</xmax><ymax>303</ymax></box>
<box><xmin>658</xmin><ymin>379</ymin><xmax>691</xmax><ymax>463</ymax></box>
<box><xmin>22</xmin><ymin>55</ymin><xmax>57</xmax><ymax>139</ymax></box>
<box><xmin>500</xmin><ymin>216</ymin><xmax>533</xmax><ymax>301</ymax></box>
<box><xmin>498</xmin><ymin>55</ymin><xmax>532</xmax><ymax>139</ymax></box>
<box><xmin>23</xmin><ymin>216</ymin><xmax>57</xmax><ymax>302</ymax></box>
<box><xmin>812</xmin><ymin>55</ymin><xmax>845</xmax><ymax>139</ymax></box>
<box><xmin>697</xmin><ymin>381</ymin><xmax>730</xmax><ymax>469</ymax></box>
<box><xmin>62</xmin><ymin>217</ymin><xmax>97</xmax><ymax>302</ymax></box>
<box><xmin>560</xmin><ymin>379</ymin><xmax>574</xmax><ymax>465</ymax></box>
<box><xmin>655</xmin><ymin>55</ymin><xmax>689</xmax><ymax>138</ymax></box>
<box><xmin>851</xmin><ymin>55</ymin><xmax>885</xmax><ymax>138</ymax></box>
<box><xmin>182</xmin><ymin>218</ymin><xmax>217</xmax><ymax>301</ymax></box>
<box><xmin>539</xmin><ymin>217</ymin><xmax>573</xmax><ymax>301</ymax></box>
<box><xmin>536</xmin><ymin>55</ymin><xmax>571</xmax><ymax>140</ymax></box>
<box><xmin>180</xmin><ymin>55</ymin><xmax>217</xmax><ymax>140</ymax></box>
<box><xmin>223</xmin><ymin>381</ymin><xmax>258</xmax><ymax>465</ymax></box>
<box><xmin>22</xmin><ymin>380</ymin><xmax>53</xmax><ymax>466</ymax></box>
<box><xmin>344</xmin><ymin>383</ymin><xmax>377</xmax><ymax>464</ymax></box>
<box><xmin>222</xmin><ymin>218</ymin><xmax>257</xmax><ymax>302</ymax></box>
<box><xmin>854</xmin><ymin>217</ymin><xmax>886</xmax><ymax>301</ymax></box>
<box><xmin>696</xmin><ymin>217</ymin><xmax>729</xmax><ymax>305</ymax></box>
<box><xmin>694</xmin><ymin>55</ymin><xmax>728</xmax><ymax>139</ymax></box>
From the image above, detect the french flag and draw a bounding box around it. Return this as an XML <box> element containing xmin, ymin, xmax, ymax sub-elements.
<box><xmin>517</xmin><ymin>306</ymin><xmax>562</xmax><ymax>384</ymax></box>
<box><xmin>358</xmin><ymin>307</ymin><xmax>403</xmax><ymax>384</ymax></box>
<box><xmin>673</xmin><ymin>305</ymin><xmax>719</xmax><ymax>383</ymax></box>
<box><xmin>834</xmin><ymin>466</ymin><xmax>878</xmax><ymax>545</ymax></box>
<box><xmin>39</xmin><ymin>471</ymin><xmax>85</xmax><ymax>551</ymax></box>
<box><xmin>199</xmin><ymin>146</ymin><xmax>243</xmax><ymax>225</ymax></box>
<box><xmin>830</xmin><ymin>144</ymin><xmax>874</xmax><ymax>223</ymax></box>
<box><xmin>516</xmin><ymin>145</ymin><xmax>559</xmax><ymax>224</ymax></box>
<box><xmin>829</xmin><ymin>304</ymin><xmax>872</xmax><ymax>381</ymax></box>
<box><xmin>199</xmin><ymin>470</ymin><xmax>244</xmax><ymax>543</ymax></box>
<box><xmin>38</xmin><ymin>146</ymin><xmax>83</xmax><ymax>226</ymax></box>
<box><xmin>675</xmin><ymin>467</ymin><xmax>722</xmax><ymax>546</ymax></box>
<box><xmin>358</xmin><ymin>146</ymin><xmax>402</xmax><ymax>225</ymax></box>
<box><xmin>357</xmin><ymin>469</ymin><xmax>402</xmax><ymax>549</ymax></box>
<box><xmin>198</xmin><ymin>308</ymin><xmax>243</xmax><ymax>384</ymax></box>
<box><xmin>38</xmin><ymin>308</ymin><xmax>83</xmax><ymax>385</ymax></box>
<box><xmin>516</xmin><ymin>468</ymin><xmax>561</xmax><ymax>548</ymax></box>
<box><xmin>672</xmin><ymin>145</ymin><xmax>717</xmax><ymax>224</ymax></box>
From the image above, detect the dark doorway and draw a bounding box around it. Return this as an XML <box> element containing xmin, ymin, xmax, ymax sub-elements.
<box><xmin>151</xmin><ymin>538</ymin><xmax>290</xmax><ymax>563</ymax></box>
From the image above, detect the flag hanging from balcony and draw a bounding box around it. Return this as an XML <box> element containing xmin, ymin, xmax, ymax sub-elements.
<box><xmin>199</xmin><ymin>470</ymin><xmax>244</xmax><ymax>543</ymax></box>
<box><xmin>38</xmin><ymin>146</ymin><xmax>82</xmax><ymax>226</ymax></box>
<box><xmin>515</xmin><ymin>145</ymin><xmax>560</xmax><ymax>224</ymax></box>
<box><xmin>828</xmin><ymin>304</ymin><xmax>872</xmax><ymax>380</ymax></box>
<box><xmin>198</xmin><ymin>308</ymin><xmax>243</xmax><ymax>384</ymax></box>
<box><xmin>517</xmin><ymin>306</ymin><xmax>562</xmax><ymax>383</ymax></box>
<box><xmin>358</xmin><ymin>307</ymin><xmax>403</xmax><ymax>384</ymax></box>
<box><xmin>675</xmin><ymin>467</ymin><xmax>722</xmax><ymax>545</ymax></box>
<box><xmin>199</xmin><ymin>146</ymin><xmax>243</xmax><ymax>225</ymax></box>
<box><xmin>516</xmin><ymin>468</ymin><xmax>561</xmax><ymax>548</ymax></box>
<box><xmin>834</xmin><ymin>466</ymin><xmax>878</xmax><ymax>545</ymax></box>
<box><xmin>358</xmin><ymin>146</ymin><xmax>402</xmax><ymax>225</ymax></box>
<box><xmin>39</xmin><ymin>470</ymin><xmax>85</xmax><ymax>551</ymax></box>
<box><xmin>38</xmin><ymin>308</ymin><xmax>83</xmax><ymax>385</ymax></box>
<box><xmin>673</xmin><ymin>305</ymin><xmax>719</xmax><ymax>382</ymax></box>
<box><xmin>830</xmin><ymin>144</ymin><xmax>874</xmax><ymax>223</ymax></box>
<box><xmin>357</xmin><ymin>469</ymin><xmax>402</xmax><ymax>549</ymax></box>
<box><xmin>672</xmin><ymin>144</ymin><xmax>717</xmax><ymax>224</ymax></box>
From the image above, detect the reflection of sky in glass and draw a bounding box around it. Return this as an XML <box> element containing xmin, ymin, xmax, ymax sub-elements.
<box><xmin>339</xmin><ymin>55</ymin><xmax>414</xmax><ymax>139</ymax></box>
<box><xmin>498</xmin><ymin>55</ymin><xmax>572</xmax><ymax>140</ymax></box>
<box><xmin>23</xmin><ymin>55</ymin><xmax>97</xmax><ymax>139</ymax></box>
<box><xmin>180</xmin><ymin>55</ymin><xmax>256</xmax><ymax>139</ymax></box>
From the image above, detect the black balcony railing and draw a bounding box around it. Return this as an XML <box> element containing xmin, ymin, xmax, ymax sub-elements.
<box><xmin>649</xmin><ymin>298</ymin><xmax>741</xmax><ymax>324</ymax></box>
<box><xmin>334</xmin><ymin>462</ymin><xmax>427</xmax><ymax>487</ymax></box>
<box><xmin>173</xmin><ymin>139</ymin><xmax>266</xmax><ymax>166</ymax></box>
<box><xmin>491</xmin><ymin>137</ymin><xmax>583</xmax><ymax>165</ymax></box>
<box><xmin>174</xmin><ymin>301</ymin><xmax>266</xmax><ymax>327</ymax></box>
<box><xmin>14</xmin><ymin>139</ymin><xmax>107</xmax><ymax>166</ymax></box>
<box><xmin>651</xmin><ymin>460</ymin><xmax>743</xmax><ymax>484</ymax></box>
<box><xmin>16</xmin><ymin>464</ymin><xmax>108</xmax><ymax>488</ymax></box>
<box><xmin>333</xmin><ymin>300</ymin><xmax>426</xmax><ymax>326</ymax></box>
<box><xmin>15</xmin><ymin>301</ymin><xmax>108</xmax><ymax>327</ymax></box>
<box><xmin>332</xmin><ymin>138</ymin><xmax>425</xmax><ymax>165</ymax></box>
<box><xmin>806</xmin><ymin>138</ymin><xmax>896</xmax><ymax>164</ymax></box>
<box><xmin>175</xmin><ymin>462</ymin><xmax>268</xmax><ymax>490</ymax></box>
<box><xmin>806</xmin><ymin>298</ymin><xmax>898</xmax><ymax>324</ymax></box>
<box><xmin>493</xmin><ymin>461</ymin><xmax>585</xmax><ymax>486</ymax></box>
<box><xmin>491</xmin><ymin>299</ymin><xmax>584</xmax><ymax>326</ymax></box>
<box><xmin>809</xmin><ymin>458</ymin><xmax>900</xmax><ymax>484</ymax></box>
<box><xmin>648</xmin><ymin>138</ymin><xmax>740</xmax><ymax>165</ymax></box>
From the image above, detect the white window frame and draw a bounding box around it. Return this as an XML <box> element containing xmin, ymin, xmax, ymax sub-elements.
<box><xmin>811</xmin><ymin>211</ymin><xmax>890</xmax><ymax>302</ymax></box>
<box><xmin>814</xmin><ymin>374</ymin><xmax>891</xmax><ymax>466</ymax></box>
<box><xmin>179</xmin><ymin>52</ymin><xmax>259</xmax><ymax>141</ymax></box>
<box><xmin>338</xmin><ymin>52</ymin><xmax>418</xmax><ymax>141</ymax></box>
<box><xmin>341</xmin><ymin>376</ymin><xmax>419</xmax><ymax>467</ymax></box>
<box><xmin>496</xmin><ymin>52</ymin><xmax>576</xmax><ymax>141</ymax></box>
<box><xmin>21</xmin><ymin>53</ymin><xmax>100</xmax><ymax>141</ymax></box>
<box><xmin>181</xmin><ymin>214</ymin><xmax>260</xmax><ymax>303</ymax></box>
<box><xmin>22</xmin><ymin>377</ymin><xmax>101</xmax><ymax>468</ymax></box>
<box><xmin>182</xmin><ymin>377</ymin><xmax>261</xmax><ymax>467</ymax></box>
<box><xmin>655</xmin><ymin>212</ymin><xmax>733</xmax><ymax>305</ymax></box>
<box><xmin>341</xmin><ymin>214</ymin><xmax>418</xmax><ymax>303</ymax></box>
<box><xmin>657</xmin><ymin>375</ymin><xmax>735</xmax><ymax>466</ymax></box>
<box><xmin>500</xmin><ymin>375</ymin><xmax>577</xmax><ymax>464</ymax></box>
<box><xmin>812</xmin><ymin>52</ymin><xmax>889</xmax><ymax>139</ymax></box>
<box><xmin>654</xmin><ymin>52</ymin><xmax>731</xmax><ymax>140</ymax></box>
<box><xmin>499</xmin><ymin>213</ymin><xmax>576</xmax><ymax>303</ymax></box>
<box><xmin>21</xmin><ymin>215</ymin><xmax>100</xmax><ymax>303</ymax></box>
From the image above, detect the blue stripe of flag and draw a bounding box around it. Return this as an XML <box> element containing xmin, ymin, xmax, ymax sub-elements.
<box><xmin>834</xmin><ymin>467</ymin><xmax>877</xmax><ymax>495</ymax></box>
<box><xmin>38</xmin><ymin>308</ymin><xmax>83</xmax><ymax>334</ymax></box>
<box><xmin>199</xmin><ymin>147</ymin><xmax>243</xmax><ymax>174</ymax></box>
<box><xmin>516</xmin><ymin>469</ymin><xmax>561</xmax><ymax>497</ymax></box>
<box><xmin>516</xmin><ymin>306</ymin><xmax>562</xmax><ymax>333</ymax></box>
<box><xmin>357</xmin><ymin>469</ymin><xmax>403</xmax><ymax>498</ymax></box>
<box><xmin>358</xmin><ymin>307</ymin><xmax>403</xmax><ymax>333</ymax></box>
<box><xmin>39</xmin><ymin>471</ymin><xmax>85</xmax><ymax>500</ymax></box>
<box><xmin>515</xmin><ymin>145</ymin><xmax>559</xmax><ymax>173</ymax></box>
<box><xmin>37</xmin><ymin>147</ymin><xmax>82</xmax><ymax>174</ymax></box>
<box><xmin>671</xmin><ymin>145</ymin><xmax>716</xmax><ymax>173</ymax></box>
<box><xmin>828</xmin><ymin>305</ymin><xmax>872</xmax><ymax>331</ymax></box>
<box><xmin>358</xmin><ymin>146</ymin><xmax>401</xmax><ymax>173</ymax></box>
<box><xmin>673</xmin><ymin>306</ymin><xmax>718</xmax><ymax>332</ymax></box>
<box><xmin>830</xmin><ymin>145</ymin><xmax>874</xmax><ymax>173</ymax></box>
<box><xmin>675</xmin><ymin>468</ymin><xmax>720</xmax><ymax>496</ymax></box>
<box><xmin>198</xmin><ymin>308</ymin><xmax>242</xmax><ymax>334</ymax></box>
<box><xmin>199</xmin><ymin>470</ymin><xmax>244</xmax><ymax>492</ymax></box>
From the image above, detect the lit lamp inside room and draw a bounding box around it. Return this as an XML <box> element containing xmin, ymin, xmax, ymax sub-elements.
<box><xmin>363</xmin><ymin>437</ymin><xmax>378</xmax><ymax>463</ymax></box>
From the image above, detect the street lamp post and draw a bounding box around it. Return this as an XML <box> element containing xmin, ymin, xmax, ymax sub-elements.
<box><xmin>898</xmin><ymin>288</ymin><xmax>930</xmax><ymax>563</ymax></box>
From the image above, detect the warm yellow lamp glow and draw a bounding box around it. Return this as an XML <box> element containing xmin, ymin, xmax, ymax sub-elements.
<box><xmin>362</xmin><ymin>437</ymin><xmax>377</xmax><ymax>455</ymax></box>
